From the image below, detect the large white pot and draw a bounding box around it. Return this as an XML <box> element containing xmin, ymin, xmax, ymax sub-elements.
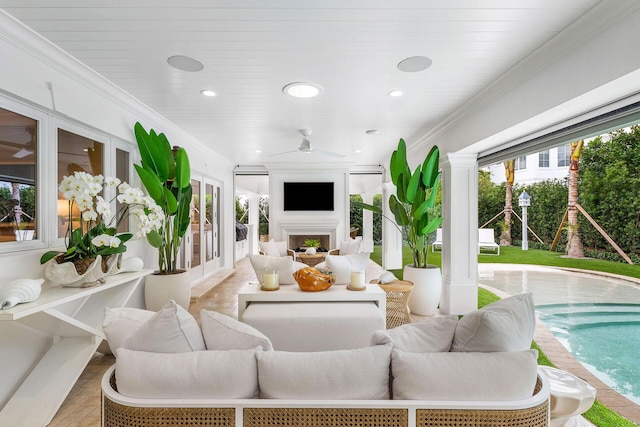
<box><xmin>404</xmin><ymin>264</ymin><xmax>442</xmax><ymax>316</ymax></box>
<box><xmin>144</xmin><ymin>270</ymin><xmax>191</xmax><ymax>312</ymax></box>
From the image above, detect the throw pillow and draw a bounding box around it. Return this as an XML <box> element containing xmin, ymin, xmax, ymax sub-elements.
<box><xmin>116</xmin><ymin>348</ymin><xmax>259</xmax><ymax>399</ymax></box>
<box><xmin>201</xmin><ymin>309</ymin><xmax>273</xmax><ymax>351</ymax></box>
<box><xmin>257</xmin><ymin>344</ymin><xmax>392</xmax><ymax>399</ymax></box>
<box><xmin>258</xmin><ymin>239</ymin><xmax>281</xmax><ymax>257</ymax></box>
<box><xmin>249</xmin><ymin>254</ymin><xmax>297</xmax><ymax>285</ymax></box>
<box><xmin>371</xmin><ymin>315</ymin><xmax>458</xmax><ymax>352</ymax></box>
<box><xmin>391</xmin><ymin>349</ymin><xmax>538</xmax><ymax>401</ymax></box>
<box><xmin>340</xmin><ymin>238</ymin><xmax>361</xmax><ymax>255</ymax></box>
<box><xmin>102</xmin><ymin>307</ymin><xmax>156</xmax><ymax>355</ymax></box>
<box><xmin>324</xmin><ymin>252</ymin><xmax>370</xmax><ymax>284</ymax></box>
<box><xmin>122</xmin><ymin>300</ymin><xmax>205</xmax><ymax>352</ymax></box>
<box><xmin>451</xmin><ymin>293</ymin><xmax>536</xmax><ymax>352</ymax></box>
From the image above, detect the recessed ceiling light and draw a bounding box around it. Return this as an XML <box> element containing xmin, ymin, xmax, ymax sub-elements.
<box><xmin>365</xmin><ymin>130</ymin><xmax>379</xmax><ymax>135</ymax></box>
<box><xmin>12</xmin><ymin>148</ymin><xmax>33</xmax><ymax>159</ymax></box>
<box><xmin>282</xmin><ymin>82</ymin><xmax>324</xmax><ymax>98</ymax></box>
<box><xmin>397</xmin><ymin>56</ymin><xmax>433</xmax><ymax>72</ymax></box>
<box><xmin>354</xmin><ymin>149</ymin><xmax>362</xmax><ymax>153</ymax></box>
<box><xmin>254</xmin><ymin>149</ymin><xmax>262</xmax><ymax>153</ymax></box>
<box><xmin>200</xmin><ymin>90</ymin><xmax>216</xmax><ymax>97</ymax></box>
<box><xmin>388</xmin><ymin>90</ymin><xmax>403</xmax><ymax>97</ymax></box>
<box><xmin>167</xmin><ymin>55</ymin><xmax>204</xmax><ymax>72</ymax></box>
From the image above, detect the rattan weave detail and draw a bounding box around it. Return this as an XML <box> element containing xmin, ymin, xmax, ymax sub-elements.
<box><xmin>375</xmin><ymin>280</ymin><xmax>413</xmax><ymax>329</ymax></box>
<box><xmin>243</xmin><ymin>407</ymin><xmax>408</xmax><ymax>427</ymax></box>
<box><xmin>103</xmin><ymin>396</ymin><xmax>235</xmax><ymax>427</ymax></box>
<box><xmin>416</xmin><ymin>400</ymin><xmax>549</xmax><ymax>426</ymax></box>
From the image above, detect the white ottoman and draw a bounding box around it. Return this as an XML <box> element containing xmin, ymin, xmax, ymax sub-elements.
<box><xmin>539</xmin><ymin>366</ymin><xmax>597</xmax><ymax>427</ymax></box>
<box><xmin>241</xmin><ymin>301</ymin><xmax>385</xmax><ymax>352</ymax></box>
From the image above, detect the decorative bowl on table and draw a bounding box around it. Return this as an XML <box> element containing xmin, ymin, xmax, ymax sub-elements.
<box><xmin>293</xmin><ymin>267</ymin><xmax>335</xmax><ymax>292</ymax></box>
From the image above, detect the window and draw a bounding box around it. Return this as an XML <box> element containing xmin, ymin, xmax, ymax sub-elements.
<box><xmin>0</xmin><ymin>108</ymin><xmax>38</xmax><ymax>243</ymax></box>
<box><xmin>57</xmin><ymin>128</ymin><xmax>104</xmax><ymax>238</ymax></box>
<box><xmin>115</xmin><ymin>148</ymin><xmax>130</xmax><ymax>232</ymax></box>
<box><xmin>538</xmin><ymin>150</ymin><xmax>549</xmax><ymax>168</ymax></box>
<box><xmin>515</xmin><ymin>156</ymin><xmax>527</xmax><ymax>170</ymax></box>
<box><xmin>557</xmin><ymin>145</ymin><xmax>571</xmax><ymax>167</ymax></box>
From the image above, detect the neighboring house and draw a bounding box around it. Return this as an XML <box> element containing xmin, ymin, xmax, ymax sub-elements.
<box><xmin>485</xmin><ymin>145</ymin><xmax>572</xmax><ymax>184</ymax></box>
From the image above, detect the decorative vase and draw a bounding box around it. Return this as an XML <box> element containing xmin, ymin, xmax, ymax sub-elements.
<box><xmin>144</xmin><ymin>270</ymin><xmax>191</xmax><ymax>311</ymax></box>
<box><xmin>44</xmin><ymin>254</ymin><xmax>121</xmax><ymax>288</ymax></box>
<box><xmin>404</xmin><ymin>264</ymin><xmax>442</xmax><ymax>316</ymax></box>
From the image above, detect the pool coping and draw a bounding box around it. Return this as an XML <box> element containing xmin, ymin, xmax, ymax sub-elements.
<box><xmin>479</xmin><ymin>263</ymin><xmax>640</xmax><ymax>425</ymax></box>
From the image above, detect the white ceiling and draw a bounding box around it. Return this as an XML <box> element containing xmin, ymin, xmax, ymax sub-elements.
<box><xmin>0</xmin><ymin>0</ymin><xmax>602</xmax><ymax>167</ymax></box>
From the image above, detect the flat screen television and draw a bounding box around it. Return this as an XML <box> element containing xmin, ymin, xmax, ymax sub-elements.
<box><xmin>284</xmin><ymin>182</ymin><xmax>334</xmax><ymax>211</ymax></box>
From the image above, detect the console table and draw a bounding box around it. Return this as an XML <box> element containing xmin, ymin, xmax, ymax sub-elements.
<box><xmin>0</xmin><ymin>269</ymin><xmax>151</xmax><ymax>427</ymax></box>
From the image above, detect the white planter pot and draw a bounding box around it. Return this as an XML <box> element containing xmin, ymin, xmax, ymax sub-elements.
<box><xmin>144</xmin><ymin>270</ymin><xmax>191</xmax><ymax>312</ymax></box>
<box><xmin>404</xmin><ymin>264</ymin><xmax>442</xmax><ymax>316</ymax></box>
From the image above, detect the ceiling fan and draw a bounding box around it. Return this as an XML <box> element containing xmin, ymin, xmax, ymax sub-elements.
<box><xmin>268</xmin><ymin>129</ymin><xmax>345</xmax><ymax>158</ymax></box>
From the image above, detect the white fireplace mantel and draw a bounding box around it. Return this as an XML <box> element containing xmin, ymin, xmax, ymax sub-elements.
<box><xmin>280</xmin><ymin>220</ymin><xmax>340</xmax><ymax>249</ymax></box>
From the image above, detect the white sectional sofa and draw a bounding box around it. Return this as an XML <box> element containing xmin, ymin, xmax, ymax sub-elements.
<box><xmin>100</xmin><ymin>294</ymin><xmax>550</xmax><ymax>427</ymax></box>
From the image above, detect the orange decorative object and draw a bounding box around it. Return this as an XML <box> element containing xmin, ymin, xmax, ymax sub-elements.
<box><xmin>293</xmin><ymin>267</ymin><xmax>335</xmax><ymax>292</ymax></box>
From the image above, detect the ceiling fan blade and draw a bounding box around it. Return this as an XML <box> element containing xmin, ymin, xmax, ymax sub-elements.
<box><xmin>267</xmin><ymin>149</ymin><xmax>299</xmax><ymax>157</ymax></box>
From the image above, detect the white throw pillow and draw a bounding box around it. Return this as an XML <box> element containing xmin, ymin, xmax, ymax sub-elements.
<box><xmin>451</xmin><ymin>293</ymin><xmax>536</xmax><ymax>352</ymax></box>
<box><xmin>324</xmin><ymin>252</ymin><xmax>370</xmax><ymax>284</ymax></box>
<box><xmin>116</xmin><ymin>348</ymin><xmax>259</xmax><ymax>399</ymax></box>
<box><xmin>257</xmin><ymin>344</ymin><xmax>392</xmax><ymax>399</ymax></box>
<box><xmin>249</xmin><ymin>254</ymin><xmax>297</xmax><ymax>285</ymax></box>
<box><xmin>340</xmin><ymin>238</ymin><xmax>361</xmax><ymax>255</ymax></box>
<box><xmin>201</xmin><ymin>309</ymin><xmax>273</xmax><ymax>351</ymax></box>
<box><xmin>258</xmin><ymin>239</ymin><xmax>281</xmax><ymax>257</ymax></box>
<box><xmin>391</xmin><ymin>349</ymin><xmax>538</xmax><ymax>401</ymax></box>
<box><xmin>371</xmin><ymin>315</ymin><xmax>458</xmax><ymax>352</ymax></box>
<box><xmin>122</xmin><ymin>300</ymin><xmax>205</xmax><ymax>353</ymax></box>
<box><xmin>102</xmin><ymin>307</ymin><xmax>156</xmax><ymax>355</ymax></box>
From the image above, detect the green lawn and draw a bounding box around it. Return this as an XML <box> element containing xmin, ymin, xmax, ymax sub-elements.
<box><xmin>372</xmin><ymin>245</ymin><xmax>639</xmax><ymax>427</ymax></box>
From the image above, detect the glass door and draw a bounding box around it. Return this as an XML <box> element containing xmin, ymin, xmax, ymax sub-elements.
<box><xmin>188</xmin><ymin>175</ymin><xmax>221</xmax><ymax>282</ymax></box>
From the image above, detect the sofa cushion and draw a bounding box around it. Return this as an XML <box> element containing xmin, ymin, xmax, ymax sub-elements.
<box><xmin>257</xmin><ymin>344</ymin><xmax>392</xmax><ymax>399</ymax></box>
<box><xmin>115</xmin><ymin>348</ymin><xmax>259</xmax><ymax>399</ymax></box>
<box><xmin>451</xmin><ymin>293</ymin><xmax>536</xmax><ymax>352</ymax></box>
<box><xmin>391</xmin><ymin>349</ymin><xmax>538</xmax><ymax>401</ymax></box>
<box><xmin>258</xmin><ymin>239</ymin><xmax>289</xmax><ymax>257</ymax></box>
<box><xmin>102</xmin><ymin>307</ymin><xmax>155</xmax><ymax>355</ymax></box>
<box><xmin>201</xmin><ymin>309</ymin><xmax>273</xmax><ymax>351</ymax></box>
<box><xmin>371</xmin><ymin>315</ymin><xmax>458</xmax><ymax>352</ymax></box>
<box><xmin>324</xmin><ymin>252</ymin><xmax>370</xmax><ymax>285</ymax></box>
<box><xmin>250</xmin><ymin>254</ymin><xmax>302</xmax><ymax>285</ymax></box>
<box><xmin>123</xmin><ymin>300</ymin><xmax>205</xmax><ymax>353</ymax></box>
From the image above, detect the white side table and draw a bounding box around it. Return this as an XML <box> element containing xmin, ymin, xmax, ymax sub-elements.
<box><xmin>0</xmin><ymin>269</ymin><xmax>150</xmax><ymax>427</ymax></box>
<box><xmin>539</xmin><ymin>366</ymin><xmax>597</xmax><ymax>427</ymax></box>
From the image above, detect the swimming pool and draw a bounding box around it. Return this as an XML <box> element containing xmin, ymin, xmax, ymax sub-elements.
<box><xmin>478</xmin><ymin>264</ymin><xmax>640</xmax><ymax>405</ymax></box>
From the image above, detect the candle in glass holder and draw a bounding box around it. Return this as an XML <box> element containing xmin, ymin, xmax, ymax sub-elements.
<box><xmin>349</xmin><ymin>270</ymin><xmax>365</xmax><ymax>289</ymax></box>
<box><xmin>262</xmin><ymin>270</ymin><xmax>279</xmax><ymax>290</ymax></box>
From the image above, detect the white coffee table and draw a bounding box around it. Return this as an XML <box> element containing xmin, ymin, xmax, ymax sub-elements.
<box><xmin>237</xmin><ymin>282</ymin><xmax>386</xmax><ymax>318</ymax></box>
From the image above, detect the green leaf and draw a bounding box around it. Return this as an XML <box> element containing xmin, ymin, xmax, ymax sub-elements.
<box><xmin>405</xmin><ymin>164</ymin><xmax>422</xmax><ymax>203</ymax></box>
<box><xmin>164</xmin><ymin>187</ymin><xmax>178</xmax><ymax>215</ymax></box>
<box><xmin>146</xmin><ymin>229</ymin><xmax>162</xmax><ymax>248</ymax></box>
<box><xmin>40</xmin><ymin>251</ymin><xmax>61</xmax><ymax>264</ymax></box>
<box><xmin>390</xmin><ymin>139</ymin><xmax>408</xmax><ymax>185</ymax></box>
<box><xmin>389</xmin><ymin>195</ymin><xmax>409</xmax><ymax>227</ymax></box>
<box><xmin>421</xmin><ymin>217</ymin><xmax>443</xmax><ymax>236</ymax></box>
<box><xmin>422</xmin><ymin>146</ymin><xmax>440</xmax><ymax>188</ymax></box>
<box><xmin>135</xmin><ymin>164</ymin><xmax>164</xmax><ymax>203</ymax></box>
<box><xmin>352</xmin><ymin>201</ymin><xmax>382</xmax><ymax>214</ymax></box>
<box><xmin>159</xmin><ymin>133</ymin><xmax>176</xmax><ymax>180</ymax></box>
<box><xmin>174</xmin><ymin>147</ymin><xmax>191</xmax><ymax>189</ymax></box>
<box><xmin>425</xmin><ymin>174</ymin><xmax>440</xmax><ymax>208</ymax></box>
<box><xmin>175</xmin><ymin>185</ymin><xmax>192</xmax><ymax>238</ymax></box>
<box><xmin>134</xmin><ymin>123</ymin><xmax>169</xmax><ymax>182</ymax></box>
<box><xmin>117</xmin><ymin>233</ymin><xmax>133</xmax><ymax>243</ymax></box>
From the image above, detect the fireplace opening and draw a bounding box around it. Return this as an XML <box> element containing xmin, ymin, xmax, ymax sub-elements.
<box><xmin>288</xmin><ymin>234</ymin><xmax>330</xmax><ymax>252</ymax></box>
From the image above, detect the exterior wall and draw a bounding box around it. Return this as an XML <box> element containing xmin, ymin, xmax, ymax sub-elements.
<box><xmin>0</xmin><ymin>12</ymin><xmax>236</xmax><ymax>286</ymax></box>
<box><xmin>485</xmin><ymin>146</ymin><xmax>570</xmax><ymax>184</ymax></box>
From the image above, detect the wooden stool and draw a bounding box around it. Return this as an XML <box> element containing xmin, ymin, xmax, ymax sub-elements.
<box><xmin>371</xmin><ymin>280</ymin><xmax>413</xmax><ymax>329</ymax></box>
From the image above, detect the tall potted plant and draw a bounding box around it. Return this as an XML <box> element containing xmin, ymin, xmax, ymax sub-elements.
<box><xmin>357</xmin><ymin>138</ymin><xmax>442</xmax><ymax>315</ymax></box>
<box><xmin>133</xmin><ymin>122</ymin><xmax>193</xmax><ymax>310</ymax></box>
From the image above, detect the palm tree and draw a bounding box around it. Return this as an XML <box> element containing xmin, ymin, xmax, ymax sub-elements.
<box><xmin>501</xmin><ymin>159</ymin><xmax>515</xmax><ymax>246</ymax></box>
<box><xmin>567</xmin><ymin>140</ymin><xmax>585</xmax><ymax>258</ymax></box>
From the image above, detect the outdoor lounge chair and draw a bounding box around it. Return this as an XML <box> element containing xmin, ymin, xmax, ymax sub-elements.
<box><xmin>478</xmin><ymin>228</ymin><xmax>500</xmax><ymax>255</ymax></box>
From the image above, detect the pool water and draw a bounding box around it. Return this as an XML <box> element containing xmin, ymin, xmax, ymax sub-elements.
<box><xmin>478</xmin><ymin>265</ymin><xmax>640</xmax><ymax>405</ymax></box>
<box><xmin>536</xmin><ymin>303</ymin><xmax>640</xmax><ymax>405</ymax></box>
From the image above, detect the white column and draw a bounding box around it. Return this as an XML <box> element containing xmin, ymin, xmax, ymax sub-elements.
<box><xmin>382</xmin><ymin>182</ymin><xmax>403</xmax><ymax>270</ymax></box>
<box><xmin>440</xmin><ymin>153</ymin><xmax>478</xmax><ymax>315</ymax></box>
<box><xmin>247</xmin><ymin>193</ymin><xmax>260</xmax><ymax>254</ymax></box>
<box><xmin>361</xmin><ymin>192</ymin><xmax>374</xmax><ymax>253</ymax></box>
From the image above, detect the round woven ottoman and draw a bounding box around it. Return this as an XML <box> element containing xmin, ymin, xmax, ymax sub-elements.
<box><xmin>539</xmin><ymin>366</ymin><xmax>596</xmax><ymax>427</ymax></box>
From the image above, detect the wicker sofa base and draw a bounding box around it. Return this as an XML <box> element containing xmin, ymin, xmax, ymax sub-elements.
<box><xmin>102</xmin><ymin>367</ymin><xmax>549</xmax><ymax>427</ymax></box>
